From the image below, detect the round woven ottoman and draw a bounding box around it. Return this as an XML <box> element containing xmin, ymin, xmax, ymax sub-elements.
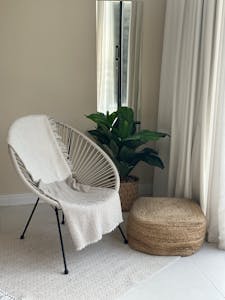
<box><xmin>127</xmin><ymin>197</ymin><xmax>207</xmax><ymax>256</ymax></box>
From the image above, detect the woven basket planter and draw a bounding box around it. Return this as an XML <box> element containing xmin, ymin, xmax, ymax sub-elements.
<box><xmin>127</xmin><ymin>197</ymin><xmax>207</xmax><ymax>256</ymax></box>
<box><xmin>119</xmin><ymin>177</ymin><xmax>139</xmax><ymax>212</ymax></box>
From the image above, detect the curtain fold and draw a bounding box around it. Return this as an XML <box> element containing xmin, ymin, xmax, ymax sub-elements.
<box><xmin>153</xmin><ymin>0</ymin><xmax>225</xmax><ymax>248</ymax></box>
<box><xmin>127</xmin><ymin>1</ymin><xmax>143</xmax><ymax>122</ymax></box>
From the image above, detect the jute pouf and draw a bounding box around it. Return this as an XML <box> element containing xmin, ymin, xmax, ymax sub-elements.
<box><xmin>127</xmin><ymin>197</ymin><xmax>207</xmax><ymax>256</ymax></box>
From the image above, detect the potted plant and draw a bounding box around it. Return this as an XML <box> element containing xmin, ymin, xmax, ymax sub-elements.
<box><xmin>86</xmin><ymin>107</ymin><xmax>167</xmax><ymax>211</ymax></box>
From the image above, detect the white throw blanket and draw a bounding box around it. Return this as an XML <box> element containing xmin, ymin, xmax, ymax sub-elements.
<box><xmin>8</xmin><ymin>115</ymin><xmax>71</xmax><ymax>184</ymax></box>
<box><xmin>8</xmin><ymin>115</ymin><xmax>123</xmax><ymax>250</ymax></box>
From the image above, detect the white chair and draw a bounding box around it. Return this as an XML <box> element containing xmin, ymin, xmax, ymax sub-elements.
<box><xmin>8</xmin><ymin>118</ymin><xmax>127</xmax><ymax>274</ymax></box>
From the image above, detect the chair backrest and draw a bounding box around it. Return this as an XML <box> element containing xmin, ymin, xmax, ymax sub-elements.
<box><xmin>8</xmin><ymin>117</ymin><xmax>120</xmax><ymax>204</ymax></box>
<box><xmin>55</xmin><ymin>120</ymin><xmax>120</xmax><ymax>190</ymax></box>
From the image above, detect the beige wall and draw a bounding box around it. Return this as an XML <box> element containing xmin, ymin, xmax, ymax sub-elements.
<box><xmin>0</xmin><ymin>0</ymin><xmax>166</xmax><ymax>195</ymax></box>
<box><xmin>0</xmin><ymin>0</ymin><xmax>97</xmax><ymax>194</ymax></box>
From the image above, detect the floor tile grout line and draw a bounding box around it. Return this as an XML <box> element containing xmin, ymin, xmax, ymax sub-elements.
<box><xmin>190</xmin><ymin>258</ymin><xmax>225</xmax><ymax>299</ymax></box>
<box><xmin>118</xmin><ymin>257</ymin><xmax>181</xmax><ymax>299</ymax></box>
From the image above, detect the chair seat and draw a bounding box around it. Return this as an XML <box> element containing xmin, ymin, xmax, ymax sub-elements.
<box><xmin>40</xmin><ymin>181</ymin><xmax>119</xmax><ymax>207</ymax></box>
<box><xmin>127</xmin><ymin>197</ymin><xmax>207</xmax><ymax>256</ymax></box>
<box><xmin>39</xmin><ymin>180</ymin><xmax>123</xmax><ymax>250</ymax></box>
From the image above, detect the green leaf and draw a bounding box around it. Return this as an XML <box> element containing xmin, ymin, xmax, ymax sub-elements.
<box><xmin>109</xmin><ymin>139</ymin><xmax>119</xmax><ymax>156</ymax></box>
<box><xmin>115</xmin><ymin>161</ymin><xmax>134</xmax><ymax>179</ymax></box>
<box><xmin>143</xmin><ymin>154</ymin><xmax>164</xmax><ymax>169</ymax></box>
<box><xmin>123</xmin><ymin>139</ymin><xmax>145</xmax><ymax>149</ymax></box>
<box><xmin>117</xmin><ymin>107</ymin><xmax>134</xmax><ymax>123</ymax></box>
<box><xmin>107</xmin><ymin>111</ymin><xmax>118</xmax><ymax>125</ymax></box>
<box><xmin>118</xmin><ymin>120</ymin><xmax>131</xmax><ymax>139</ymax></box>
<box><xmin>100</xmin><ymin>144</ymin><xmax>114</xmax><ymax>159</ymax></box>
<box><xmin>97</xmin><ymin>124</ymin><xmax>112</xmax><ymax>138</ymax></box>
<box><xmin>141</xmin><ymin>147</ymin><xmax>158</xmax><ymax>155</ymax></box>
<box><xmin>124</xmin><ymin>130</ymin><xmax>168</xmax><ymax>143</ymax></box>
<box><xmin>88</xmin><ymin>129</ymin><xmax>109</xmax><ymax>144</ymax></box>
<box><xmin>130</xmin><ymin>148</ymin><xmax>164</xmax><ymax>169</ymax></box>
<box><xmin>86</xmin><ymin>112</ymin><xmax>111</xmax><ymax>128</ymax></box>
<box><xmin>112</xmin><ymin>107</ymin><xmax>135</xmax><ymax>138</ymax></box>
<box><xmin>119</xmin><ymin>146</ymin><xmax>135</xmax><ymax>162</ymax></box>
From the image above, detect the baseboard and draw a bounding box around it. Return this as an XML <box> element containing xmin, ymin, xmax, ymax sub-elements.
<box><xmin>0</xmin><ymin>183</ymin><xmax>152</xmax><ymax>206</ymax></box>
<box><xmin>0</xmin><ymin>193</ymin><xmax>37</xmax><ymax>206</ymax></box>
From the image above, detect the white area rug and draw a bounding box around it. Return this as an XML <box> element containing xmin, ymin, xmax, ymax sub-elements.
<box><xmin>0</xmin><ymin>206</ymin><xmax>179</xmax><ymax>300</ymax></box>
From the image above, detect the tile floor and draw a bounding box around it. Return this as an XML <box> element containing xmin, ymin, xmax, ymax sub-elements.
<box><xmin>1</xmin><ymin>204</ymin><xmax>225</xmax><ymax>300</ymax></box>
<box><xmin>120</xmin><ymin>243</ymin><xmax>225</xmax><ymax>300</ymax></box>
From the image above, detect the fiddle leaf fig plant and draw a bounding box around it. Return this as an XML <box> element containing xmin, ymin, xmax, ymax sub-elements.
<box><xmin>86</xmin><ymin>107</ymin><xmax>168</xmax><ymax>180</ymax></box>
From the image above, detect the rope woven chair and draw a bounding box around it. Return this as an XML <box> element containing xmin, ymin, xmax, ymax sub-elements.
<box><xmin>8</xmin><ymin>118</ymin><xmax>127</xmax><ymax>275</ymax></box>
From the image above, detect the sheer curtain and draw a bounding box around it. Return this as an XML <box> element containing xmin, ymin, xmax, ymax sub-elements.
<box><xmin>127</xmin><ymin>1</ymin><xmax>143</xmax><ymax>122</ymax></box>
<box><xmin>96</xmin><ymin>1</ymin><xmax>142</xmax><ymax>119</ymax></box>
<box><xmin>96</xmin><ymin>1</ymin><xmax>118</xmax><ymax>113</ymax></box>
<box><xmin>153</xmin><ymin>0</ymin><xmax>225</xmax><ymax>249</ymax></box>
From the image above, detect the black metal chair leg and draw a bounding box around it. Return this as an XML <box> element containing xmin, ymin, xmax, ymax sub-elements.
<box><xmin>55</xmin><ymin>207</ymin><xmax>69</xmax><ymax>275</ymax></box>
<box><xmin>61</xmin><ymin>212</ymin><xmax>65</xmax><ymax>225</ymax></box>
<box><xmin>118</xmin><ymin>225</ymin><xmax>128</xmax><ymax>244</ymax></box>
<box><xmin>20</xmin><ymin>198</ymin><xmax>39</xmax><ymax>239</ymax></box>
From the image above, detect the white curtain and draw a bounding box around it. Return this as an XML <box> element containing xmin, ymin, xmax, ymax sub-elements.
<box><xmin>153</xmin><ymin>0</ymin><xmax>225</xmax><ymax>249</ymax></box>
<box><xmin>127</xmin><ymin>1</ymin><xmax>143</xmax><ymax>122</ymax></box>
<box><xmin>96</xmin><ymin>1</ymin><xmax>142</xmax><ymax>119</ymax></box>
<box><xmin>96</xmin><ymin>1</ymin><xmax>118</xmax><ymax>113</ymax></box>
